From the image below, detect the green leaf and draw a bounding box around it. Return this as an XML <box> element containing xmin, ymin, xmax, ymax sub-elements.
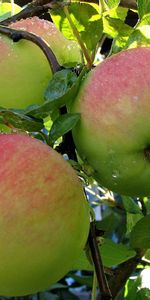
<box><xmin>72</xmin><ymin>238</ymin><xmax>136</xmax><ymax>271</ymax></box>
<box><xmin>144</xmin><ymin>198</ymin><xmax>150</xmax><ymax>214</ymax></box>
<box><xmin>71</xmin><ymin>248</ymin><xmax>93</xmax><ymax>271</ymax></box>
<box><xmin>0</xmin><ymin>123</ymin><xmax>11</xmax><ymax>133</ymax></box>
<box><xmin>49</xmin><ymin>113</ymin><xmax>80</xmax><ymax>143</ymax></box>
<box><xmin>0</xmin><ymin>109</ymin><xmax>43</xmax><ymax>132</ymax></box>
<box><xmin>111</xmin><ymin>25</ymin><xmax>133</xmax><ymax>54</ymax></box>
<box><xmin>103</xmin><ymin>15</ymin><xmax>130</xmax><ymax>39</ymax></box>
<box><xmin>0</xmin><ymin>2</ymin><xmax>21</xmax><ymax>22</ymax></box>
<box><xmin>45</xmin><ymin>69</ymin><xmax>77</xmax><ymax>101</ymax></box>
<box><xmin>102</xmin><ymin>6</ymin><xmax>129</xmax><ymax>48</ymax></box>
<box><xmin>145</xmin><ymin>249</ymin><xmax>150</xmax><ymax>261</ymax></box>
<box><xmin>51</xmin><ymin>3</ymin><xmax>103</xmax><ymax>54</ymax></box>
<box><xmin>136</xmin><ymin>288</ymin><xmax>150</xmax><ymax>300</ymax></box>
<box><xmin>125</xmin><ymin>25</ymin><xmax>150</xmax><ymax>49</ymax></box>
<box><xmin>138</xmin><ymin>13</ymin><xmax>150</xmax><ymax>26</ymax></box>
<box><xmin>137</xmin><ymin>0</ymin><xmax>150</xmax><ymax>19</ymax></box>
<box><xmin>25</xmin><ymin>69</ymin><xmax>85</xmax><ymax>118</ymax></box>
<box><xmin>122</xmin><ymin>197</ymin><xmax>142</xmax><ymax>214</ymax></box>
<box><xmin>126</xmin><ymin>213</ymin><xmax>142</xmax><ymax>234</ymax></box>
<box><xmin>96</xmin><ymin>213</ymin><xmax>120</xmax><ymax>234</ymax></box>
<box><xmin>49</xmin><ymin>283</ymin><xmax>67</xmax><ymax>290</ymax></box>
<box><xmin>104</xmin><ymin>0</ymin><xmax>121</xmax><ymax>9</ymax></box>
<box><xmin>125</xmin><ymin>277</ymin><xmax>142</xmax><ymax>300</ymax></box>
<box><xmin>100</xmin><ymin>239</ymin><xmax>136</xmax><ymax>267</ymax></box>
<box><xmin>106</xmin><ymin>6</ymin><xmax>128</xmax><ymax>20</ymax></box>
<box><xmin>125</xmin><ymin>269</ymin><xmax>150</xmax><ymax>299</ymax></box>
<box><xmin>130</xmin><ymin>214</ymin><xmax>150</xmax><ymax>249</ymax></box>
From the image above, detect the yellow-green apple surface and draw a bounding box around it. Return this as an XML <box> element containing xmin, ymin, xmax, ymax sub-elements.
<box><xmin>0</xmin><ymin>17</ymin><xmax>82</xmax><ymax>109</ymax></box>
<box><xmin>0</xmin><ymin>133</ymin><xmax>89</xmax><ymax>296</ymax></box>
<box><xmin>71</xmin><ymin>47</ymin><xmax>150</xmax><ymax>197</ymax></box>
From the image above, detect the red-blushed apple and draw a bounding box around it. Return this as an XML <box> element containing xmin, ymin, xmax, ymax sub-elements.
<box><xmin>0</xmin><ymin>133</ymin><xmax>90</xmax><ymax>296</ymax></box>
<box><xmin>0</xmin><ymin>17</ymin><xmax>82</xmax><ymax>109</ymax></box>
<box><xmin>71</xmin><ymin>47</ymin><xmax>150</xmax><ymax>197</ymax></box>
<box><xmin>10</xmin><ymin>17</ymin><xmax>83</xmax><ymax>68</ymax></box>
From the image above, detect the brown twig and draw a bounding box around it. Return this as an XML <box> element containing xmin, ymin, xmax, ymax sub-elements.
<box><xmin>0</xmin><ymin>0</ymin><xmax>137</xmax><ymax>27</ymax></box>
<box><xmin>0</xmin><ymin>25</ymin><xmax>60</xmax><ymax>74</ymax></box>
<box><xmin>0</xmin><ymin>4</ymin><xmax>47</xmax><ymax>25</ymax></box>
<box><xmin>120</xmin><ymin>0</ymin><xmax>137</xmax><ymax>9</ymax></box>
<box><xmin>55</xmin><ymin>106</ymin><xmax>78</xmax><ymax>161</ymax></box>
<box><xmin>0</xmin><ymin>0</ymin><xmax>59</xmax><ymax>26</ymax></box>
<box><xmin>88</xmin><ymin>222</ymin><xmax>112</xmax><ymax>300</ymax></box>
<box><xmin>108</xmin><ymin>250</ymin><xmax>145</xmax><ymax>299</ymax></box>
<box><xmin>63</xmin><ymin>5</ymin><xmax>93</xmax><ymax>69</ymax></box>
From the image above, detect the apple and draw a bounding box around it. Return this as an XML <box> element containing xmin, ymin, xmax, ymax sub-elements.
<box><xmin>0</xmin><ymin>17</ymin><xmax>82</xmax><ymax>109</ymax></box>
<box><xmin>71</xmin><ymin>47</ymin><xmax>150</xmax><ymax>197</ymax></box>
<box><xmin>0</xmin><ymin>133</ymin><xmax>90</xmax><ymax>296</ymax></box>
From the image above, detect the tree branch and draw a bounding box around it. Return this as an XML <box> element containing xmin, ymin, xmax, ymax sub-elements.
<box><xmin>88</xmin><ymin>222</ymin><xmax>112</xmax><ymax>300</ymax></box>
<box><xmin>0</xmin><ymin>0</ymin><xmax>59</xmax><ymax>26</ymax></box>
<box><xmin>0</xmin><ymin>25</ymin><xmax>60</xmax><ymax>73</ymax></box>
<box><xmin>0</xmin><ymin>0</ymin><xmax>137</xmax><ymax>27</ymax></box>
<box><xmin>120</xmin><ymin>0</ymin><xmax>137</xmax><ymax>9</ymax></box>
<box><xmin>108</xmin><ymin>250</ymin><xmax>144</xmax><ymax>299</ymax></box>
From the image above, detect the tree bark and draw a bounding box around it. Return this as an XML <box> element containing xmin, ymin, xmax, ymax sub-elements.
<box><xmin>120</xmin><ymin>0</ymin><xmax>137</xmax><ymax>9</ymax></box>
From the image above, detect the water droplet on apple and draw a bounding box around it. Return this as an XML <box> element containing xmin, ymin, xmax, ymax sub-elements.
<box><xmin>133</xmin><ymin>95</ymin><xmax>139</xmax><ymax>101</ymax></box>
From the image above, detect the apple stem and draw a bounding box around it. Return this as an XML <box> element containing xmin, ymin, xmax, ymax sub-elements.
<box><xmin>0</xmin><ymin>25</ymin><xmax>61</xmax><ymax>74</ymax></box>
<box><xmin>88</xmin><ymin>221</ymin><xmax>112</xmax><ymax>300</ymax></box>
<box><xmin>63</xmin><ymin>6</ymin><xmax>93</xmax><ymax>70</ymax></box>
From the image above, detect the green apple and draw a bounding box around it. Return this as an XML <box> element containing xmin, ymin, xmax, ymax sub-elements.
<box><xmin>0</xmin><ymin>17</ymin><xmax>82</xmax><ymax>109</ymax></box>
<box><xmin>71</xmin><ymin>47</ymin><xmax>150</xmax><ymax>197</ymax></box>
<box><xmin>0</xmin><ymin>133</ymin><xmax>90</xmax><ymax>296</ymax></box>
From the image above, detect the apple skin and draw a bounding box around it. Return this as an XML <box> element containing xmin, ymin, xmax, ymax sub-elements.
<box><xmin>10</xmin><ymin>17</ymin><xmax>82</xmax><ymax>68</ymax></box>
<box><xmin>0</xmin><ymin>133</ymin><xmax>90</xmax><ymax>296</ymax></box>
<box><xmin>0</xmin><ymin>17</ymin><xmax>82</xmax><ymax>109</ymax></box>
<box><xmin>71</xmin><ymin>47</ymin><xmax>150</xmax><ymax>197</ymax></box>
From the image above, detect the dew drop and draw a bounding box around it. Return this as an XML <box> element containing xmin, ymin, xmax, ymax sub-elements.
<box><xmin>133</xmin><ymin>95</ymin><xmax>139</xmax><ymax>102</ymax></box>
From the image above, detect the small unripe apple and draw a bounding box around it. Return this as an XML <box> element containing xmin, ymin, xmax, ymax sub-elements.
<box><xmin>0</xmin><ymin>133</ymin><xmax>89</xmax><ymax>296</ymax></box>
<box><xmin>71</xmin><ymin>47</ymin><xmax>150</xmax><ymax>197</ymax></box>
<box><xmin>0</xmin><ymin>17</ymin><xmax>82</xmax><ymax>109</ymax></box>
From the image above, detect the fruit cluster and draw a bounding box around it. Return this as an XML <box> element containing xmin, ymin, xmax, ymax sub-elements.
<box><xmin>0</xmin><ymin>16</ymin><xmax>82</xmax><ymax>109</ymax></box>
<box><xmin>0</xmin><ymin>16</ymin><xmax>89</xmax><ymax>296</ymax></box>
<box><xmin>1</xmin><ymin>9</ymin><xmax>150</xmax><ymax>297</ymax></box>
